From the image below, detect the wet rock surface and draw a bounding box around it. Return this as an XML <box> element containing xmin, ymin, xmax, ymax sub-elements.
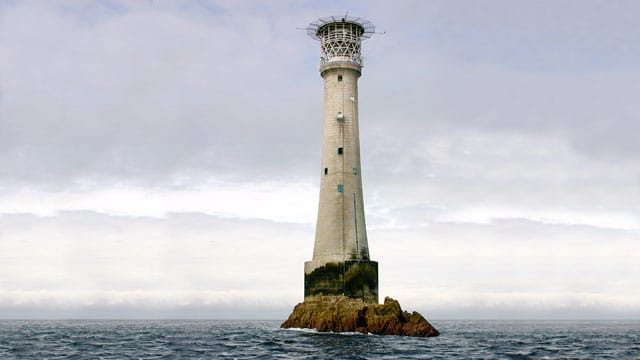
<box><xmin>281</xmin><ymin>295</ymin><xmax>439</xmax><ymax>337</ymax></box>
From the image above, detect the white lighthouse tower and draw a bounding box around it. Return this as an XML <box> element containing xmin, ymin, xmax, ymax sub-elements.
<box><xmin>304</xmin><ymin>15</ymin><xmax>378</xmax><ymax>303</ymax></box>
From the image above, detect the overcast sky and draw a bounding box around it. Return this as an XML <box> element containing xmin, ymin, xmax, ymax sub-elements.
<box><xmin>1</xmin><ymin>0</ymin><xmax>639</xmax><ymax>319</ymax></box>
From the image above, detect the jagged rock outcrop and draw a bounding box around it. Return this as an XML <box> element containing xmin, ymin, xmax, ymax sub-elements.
<box><xmin>281</xmin><ymin>295</ymin><xmax>439</xmax><ymax>337</ymax></box>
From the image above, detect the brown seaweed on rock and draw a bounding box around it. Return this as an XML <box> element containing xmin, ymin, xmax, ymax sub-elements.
<box><xmin>281</xmin><ymin>295</ymin><xmax>439</xmax><ymax>337</ymax></box>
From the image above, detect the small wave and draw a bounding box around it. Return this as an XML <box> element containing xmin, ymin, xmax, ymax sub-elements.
<box><xmin>280</xmin><ymin>327</ymin><xmax>318</xmax><ymax>333</ymax></box>
<box><xmin>1</xmin><ymin>319</ymin><xmax>638</xmax><ymax>359</ymax></box>
<box><xmin>281</xmin><ymin>327</ymin><xmax>370</xmax><ymax>336</ymax></box>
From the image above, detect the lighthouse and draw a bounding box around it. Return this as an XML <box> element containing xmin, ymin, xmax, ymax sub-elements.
<box><xmin>304</xmin><ymin>15</ymin><xmax>378</xmax><ymax>303</ymax></box>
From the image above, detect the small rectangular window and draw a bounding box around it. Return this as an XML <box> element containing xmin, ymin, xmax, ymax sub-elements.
<box><xmin>338</xmin><ymin>75</ymin><xmax>343</xmax><ymax>82</ymax></box>
<box><xmin>337</xmin><ymin>184</ymin><xmax>344</xmax><ymax>192</ymax></box>
<box><xmin>324</xmin><ymin>168</ymin><xmax>328</xmax><ymax>175</ymax></box>
<box><xmin>352</xmin><ymin>167</ymin><xmax>358</xmax><ymax>175</ymax></box>
<box><xmin>338</xmin><ymin>147</ymin><xmax>344</xmax><ymax>155</ymax></box>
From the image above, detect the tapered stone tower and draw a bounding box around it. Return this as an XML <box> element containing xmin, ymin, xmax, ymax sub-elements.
<box><xmin>304</xmin><ymin>15</ymin><xmax>378</xmax><ymax>303</ymax></box>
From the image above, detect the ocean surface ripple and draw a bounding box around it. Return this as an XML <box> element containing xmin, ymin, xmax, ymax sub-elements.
<box><xmin>0</xmin><ymin>320</ymin><xmax>638</xmax><ymax>359</ymax></box>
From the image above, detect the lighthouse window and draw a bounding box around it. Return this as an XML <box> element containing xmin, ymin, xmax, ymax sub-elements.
<box><xmin>324</xmin><ymin>168</ymin><xmax>328</xmax><ymax>175</ymax></box>
<box><xmin>337</xmin><ymin>184</ymin><xmax>344</xmax><ymax>192</ymax></box>
<box><xmin>338</xmin><ymin>147</ymin><xmax>344</xmax><ymax>155</ymax></box>
<box><xmin>338</xmin><ymin>75</ymin><xmax>343</xmax><ymax>82</ymax></box>
<box><xmin>353</xmin><ymin>167</ymin><xmax>358</xmax><ymax>175</ymax></box>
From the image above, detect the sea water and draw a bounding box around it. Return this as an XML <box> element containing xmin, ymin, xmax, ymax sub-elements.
<box><xmin>0</xmin><ymin>319</ymin><xmax>638</xmax><ymax>359</ymax></box>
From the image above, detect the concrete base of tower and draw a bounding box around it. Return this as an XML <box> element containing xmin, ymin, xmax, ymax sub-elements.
<box><xmin>304</xmin><ymin>260</ymin><xmax>378</xmax><ymax>303</ymax></box>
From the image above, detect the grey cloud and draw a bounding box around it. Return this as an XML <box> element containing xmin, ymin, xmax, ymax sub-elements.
<box><xmin>361</xmin><ymin>1</ymin><xmax>640</xmax><ymax>163</ymax></box>
<box><xmin>359</xmin><ymin>128</ymin><xmax>640</xmax><ymax>227</ymax></box>
<box><xmin>362</xmin><ymin>61</ymin><xmax>640</xmax><ymax>161</ymax></box>
<box><xmin>1</xmin><ymin>1</ymin><xmax>638</xmax><ymax>234</ymax></box>
<box><xmin>1</xmin><ymin>1</ymin><xmax>321</xmax><ymax>188</ymax></box>
<box><xmin>367</xmin><ymin>0</ymin><xmax>640</xmax><ymax>73</ymax></box>
<box><xmin>3</xmin><ymin>0</ymin><xmax>640</xmax><ymax>321</ymax></box>
<box><xmin>3</xmin><ymin>1</ymin><xmax>640</xmax><ymax>191</ymax></box>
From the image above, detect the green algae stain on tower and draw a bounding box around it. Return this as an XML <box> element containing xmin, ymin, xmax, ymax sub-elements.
<box><xmin>304</xmin><ymin>15</ymin><xmax>378</xmax><ymax>303</ymax></box>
